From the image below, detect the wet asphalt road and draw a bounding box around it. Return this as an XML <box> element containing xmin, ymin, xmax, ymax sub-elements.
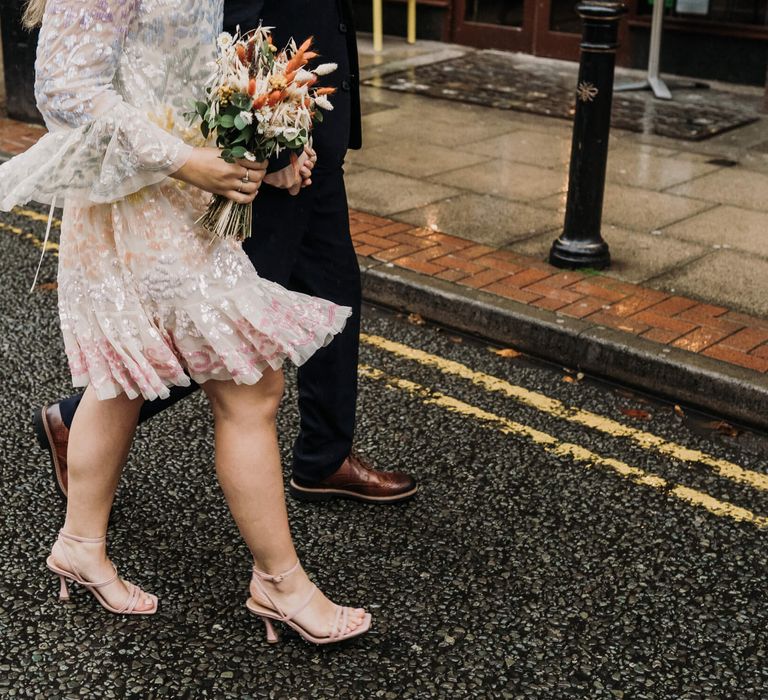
<box><xmin>1</xmin><ymin>205</ymin><xmax>768</xmax><ymax>699</ymax></box>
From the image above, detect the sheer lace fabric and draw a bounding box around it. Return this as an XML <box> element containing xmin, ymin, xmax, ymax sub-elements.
<box><xmin>0</xmin><ymin>0</ymin><xmax>350</xmax><ymax>399</ymax></box>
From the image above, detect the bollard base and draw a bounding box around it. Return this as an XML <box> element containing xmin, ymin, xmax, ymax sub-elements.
<box><xmin>549</xmin><ymin>236</ymin><xmax>611</xmax><ymax>270</ymax></box>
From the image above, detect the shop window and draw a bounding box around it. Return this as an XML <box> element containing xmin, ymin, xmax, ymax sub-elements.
<box><xmin>549</xmin><ymin>0</ymin><xmax>581</xmax><ymax>32</ymax></box>
<box><xmin>463</xmin><ymin>0</ymin><xmax>524</xmax><ymax>27</ymax></box>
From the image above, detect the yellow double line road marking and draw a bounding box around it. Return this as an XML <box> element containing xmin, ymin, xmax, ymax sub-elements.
<box><xmin>359</xmin><ymin>364</ymin><xmax>768</xmax><ymax>528</ymax></box>
<box><xmin>361</xmin><ymin>333</ymin><xmax>768</xmax><ymax>493</ymax></box>
<box><xmin>14</xmin><ymin>207</ymin><xmax>62</xmax><ymax>228</ymax></box>
<box><xmin>0</xmin><ymin>220</ymin><xmax>59</xmax><ymax>254</ymax></box>
<box><xmin>1</xmin><ymin>207</ymin><xmax>61</xmax><ymax>255</ymax></box>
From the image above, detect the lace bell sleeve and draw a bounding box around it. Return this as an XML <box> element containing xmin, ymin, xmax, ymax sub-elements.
<box><xmin>0</xmin><ymin>0</ymin><xmax>193</xmax><ymax>211</ymax></box>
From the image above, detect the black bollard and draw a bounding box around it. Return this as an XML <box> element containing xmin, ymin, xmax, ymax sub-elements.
<box><xmin>549</xmin><ymin>1</ymin><xmax>626</xmax><ymax>270</ymax></box>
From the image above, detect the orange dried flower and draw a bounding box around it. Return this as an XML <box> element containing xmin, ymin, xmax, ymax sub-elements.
<box><xmin>296</xmin><ymin>36</ymin><xmax>314</xmax><ymax>53</ymax></box>
<box><xmin>285</xmin><ymin>54</ymin><xmax>305</xmax><ymax>73</ymax></box>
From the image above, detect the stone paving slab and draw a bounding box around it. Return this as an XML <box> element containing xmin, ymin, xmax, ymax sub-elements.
<box><xmin>431</xmin><ymin>159</ymin><xmax>567</xmax><ymax>202</ymax></box>
<box><xmin>668</xmin><ymin>166</ymin><xmax>768</xmax><ymax>211</ymax></box>
<box><xmin>506</xmin><ymin>226</ymin><xmax>708</xmax><ymax>285</ymax></box>
<box><xmin>343</xmin><ymin>168</ymin><xmax>459</xmax><ymax>216</ymax></box>
<box><xmin>393</xmin><ymin>193</ymin><xmax>562</xmax><ymax>246</ymax></box>
<box><xmin>534</xmin><ymin>184</ymin><xmax>716</xmax><ymax>233</ymax></box>
<box><xmin>662</xmin><ymin>205</ymin><xmax>768</xmax><ymax>256</ymax></box>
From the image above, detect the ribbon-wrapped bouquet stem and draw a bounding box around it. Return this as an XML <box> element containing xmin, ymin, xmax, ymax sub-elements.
<box><xmin>191</xmin><ymin>27</ymin><xmax>336</xmax><ymax>240</ymax></box>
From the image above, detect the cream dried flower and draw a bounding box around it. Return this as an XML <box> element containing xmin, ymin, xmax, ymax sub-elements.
<box><xmin>313</xmin><ymin>63</ymin><xmax>338</xmax><ymax>76</ymax></box>
<box><xmin>314</xmin><ymin>95</ymin><xmax>334</xmax><ymax>111</ymax></box>
<box><xmin>294</xmin><ymin>69</ymin><xmax>314</xmax><ymax>83</ymax></box>
<box><xmin>217</xmin><ymin>32</ymin><xmax>234</xmax><ymax>49</ymax></box>
<box><xmin>238</xmin><ymin>110</ymin><xmax>254</xmax><ymax>125</ymax></box>
<box><xmin>269</xmin><ymin>74</ymin><xmax>289</xmax><ymax>91</ymax></box>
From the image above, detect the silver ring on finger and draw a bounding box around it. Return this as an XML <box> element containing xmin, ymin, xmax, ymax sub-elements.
<box><xmin>242</xmin><ymin>169</ymin><xmax>250</xmax><ymax>183</ymax></box>
<box><xmin>236</xmin><ymin>184</ymin><xmax>242</xmax><ymax>193</ymax></box>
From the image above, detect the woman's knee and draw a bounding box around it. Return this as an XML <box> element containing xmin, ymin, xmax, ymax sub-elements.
<box><xmin>204</xmin><ymin>370</ymin><xmax>284</xmax><ymax>424</ymax></box>
<box><xmin>257</xmin><ymin>369</ymin><xmax>284</xmax><ymax>416</ymax></box>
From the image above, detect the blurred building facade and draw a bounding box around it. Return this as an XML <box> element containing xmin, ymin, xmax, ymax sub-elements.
<box><xmin>354</xmin><ymin>0</ymin><xmax>768</xmax><ymax>86</ymax></box>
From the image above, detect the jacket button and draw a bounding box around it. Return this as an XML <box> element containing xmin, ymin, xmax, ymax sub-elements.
<box><xmin>341</xmin><ymin>79</ymin><xmax>351</xmax><ymax>91</ymax></box>
<box><xmin>339</xmin><ymin>22</ymin><xmax>347</xmax><ymax>32</ymax></box>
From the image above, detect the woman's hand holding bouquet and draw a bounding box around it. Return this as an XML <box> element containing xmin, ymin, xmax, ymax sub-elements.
<box><xmin>173</xmin><ymin>147</ymin><xmax>267</xmax><ymax>204</ymax></box>
<box><xmin>187</xmin><ymin>26</ymin><xmax>336</xmax><ymax>240</ymax></box>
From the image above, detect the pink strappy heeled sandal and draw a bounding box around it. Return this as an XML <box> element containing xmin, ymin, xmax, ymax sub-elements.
<box><xmin>245</xmin><ymin>561</ymin><xmax>371</xmax><ymax>645</ymax></box>
<box><xmin>46</xmin><ymin>531</ymin><xmax>158</xmax><ymax>615</ymax></box>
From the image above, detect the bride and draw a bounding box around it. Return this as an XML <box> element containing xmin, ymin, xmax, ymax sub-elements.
<box><xmin>0</xmin><ymin>0</ymin><xmax>371</xmax><ymax>644</ymax></box>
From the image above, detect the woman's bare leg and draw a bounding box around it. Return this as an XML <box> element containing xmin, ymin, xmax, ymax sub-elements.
<box><xmin>48</xmin><ymin>384</ymin><xmax>155</xmax><ymax>611</ymax></box>
<box><xmin>202</xmin><ymin>370</ymin><xmax>365</xmax><ymax>637</ymax></box>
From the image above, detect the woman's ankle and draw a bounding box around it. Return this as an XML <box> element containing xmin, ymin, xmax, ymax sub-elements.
<box><xmin>250</xmin><ymin>559</ymin><xmax>306</xmax><ymax>599</ymax></box>
<box><xmin>252</xmin><ymin>557</ymin><xmax>301</xmax><ymax>579</ymax></box>
<box><xmin>54</xmin><ymin>533</ymin><xmax>109</xmax><ymax>565</ymax></box>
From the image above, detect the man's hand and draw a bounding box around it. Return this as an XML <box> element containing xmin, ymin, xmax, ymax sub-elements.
<box><xmin>264</xmin><ymin>146</ymin><xmax>317</xmax><ymax>196</ymax></box>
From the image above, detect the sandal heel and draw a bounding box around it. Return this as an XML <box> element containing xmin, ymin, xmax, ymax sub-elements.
<box><xmin>261</xmin><ymin>616</ymin><xmax>280</xmax><ymax>644</ymax></box>
<box><xmin>57</xmin><ymin>575</ymin><xmax>70</xmax><ymax>601</ymax></box>
<box><xmin>47</xmin><ymin>531</ymin><xmax>157</xmax><ymax>615</ymax></box>
<box><xmin>247</xmin><ymin>561</ymin><xmax>372</xmax><ymax>645</ymax></box>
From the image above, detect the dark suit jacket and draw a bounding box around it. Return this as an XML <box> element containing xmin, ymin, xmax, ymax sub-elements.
<box><xmin>223</xmin><ymin>0</ymin><xmax>362</xmax><ymax>164</ymax></box>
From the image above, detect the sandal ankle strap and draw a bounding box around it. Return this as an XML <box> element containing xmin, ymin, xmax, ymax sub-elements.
<box><xmin>251</xmin><ymin>560</ymin><xmax>300</xmax><ymax>584</ymax></box>
<box><xmin>59</xmin><ymin>530</ymin><xmax>107</xmax><ymax>544</ymax></box>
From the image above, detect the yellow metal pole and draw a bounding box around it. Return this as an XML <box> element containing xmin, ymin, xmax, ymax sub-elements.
<box><xmin>373</xmin><ymin>0</ymin><xmax>384</xmax><ymax>52</ymax></box>
<box><xmin>407</xmin><ymin>0</ymin><xmax>417</xmax><ymax>44</ymax></box>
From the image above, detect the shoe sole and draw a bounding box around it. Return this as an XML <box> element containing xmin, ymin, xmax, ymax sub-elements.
<box><xmin>32</xmin><ymin>406</ymin><xmax>67</xmax><ymax>500</ymax></box>
<box><xmin>246</xmin><ymin>600</ymin><xmax>372</xmax><ymax>645</ymax></box>
<box><xmin>289</xmin><ymin>479</ymin><xmax>419</xmax><ymax>504</ymax></box>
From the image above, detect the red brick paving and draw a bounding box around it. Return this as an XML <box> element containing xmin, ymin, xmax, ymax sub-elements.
<box><xmin>346</xmin><ymin>209</ymin><xmax>768</xmax><ymax>374</ymax></box>
<box><xmin>0</xmin><ymin>118</ymin><xmax>46</xmax><ymax>156</ymax></box>
<box><xmin>3</xmin><ymin>117</ymin><xmax>768</xmax><ymax>376</ymax></box>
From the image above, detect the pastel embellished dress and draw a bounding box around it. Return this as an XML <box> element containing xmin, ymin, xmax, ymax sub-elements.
<box><xmin>0</xmin><ymin>0</ymin><xmax>350</xmax><ymax>401</ymax></box>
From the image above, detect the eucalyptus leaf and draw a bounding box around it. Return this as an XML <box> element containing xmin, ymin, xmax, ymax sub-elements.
<box><xmin>232</xmin><ymin>93</ymin><xmax>252</xmax><ymax>110</ymax></box>
<box><xmin>219</xmin><ymin>114</ymin><xmax>235</xmax><ymax>128</ymax></box>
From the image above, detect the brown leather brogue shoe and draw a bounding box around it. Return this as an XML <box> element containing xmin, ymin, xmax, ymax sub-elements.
<box><xmin>289</xmin><ymin>452</ymin><xmax>418</xmax><ymax>504</ymax></box>
<box><xmin>32</xmin><ymin>403</ymin><xmax>69</xmax><ymax>498</ymax></box>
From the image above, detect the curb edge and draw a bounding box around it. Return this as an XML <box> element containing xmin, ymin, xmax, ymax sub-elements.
<box><xmin>360</xmin><ymin>257</ymin><xmax>768</xmax><ymax>432</ymax></box>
